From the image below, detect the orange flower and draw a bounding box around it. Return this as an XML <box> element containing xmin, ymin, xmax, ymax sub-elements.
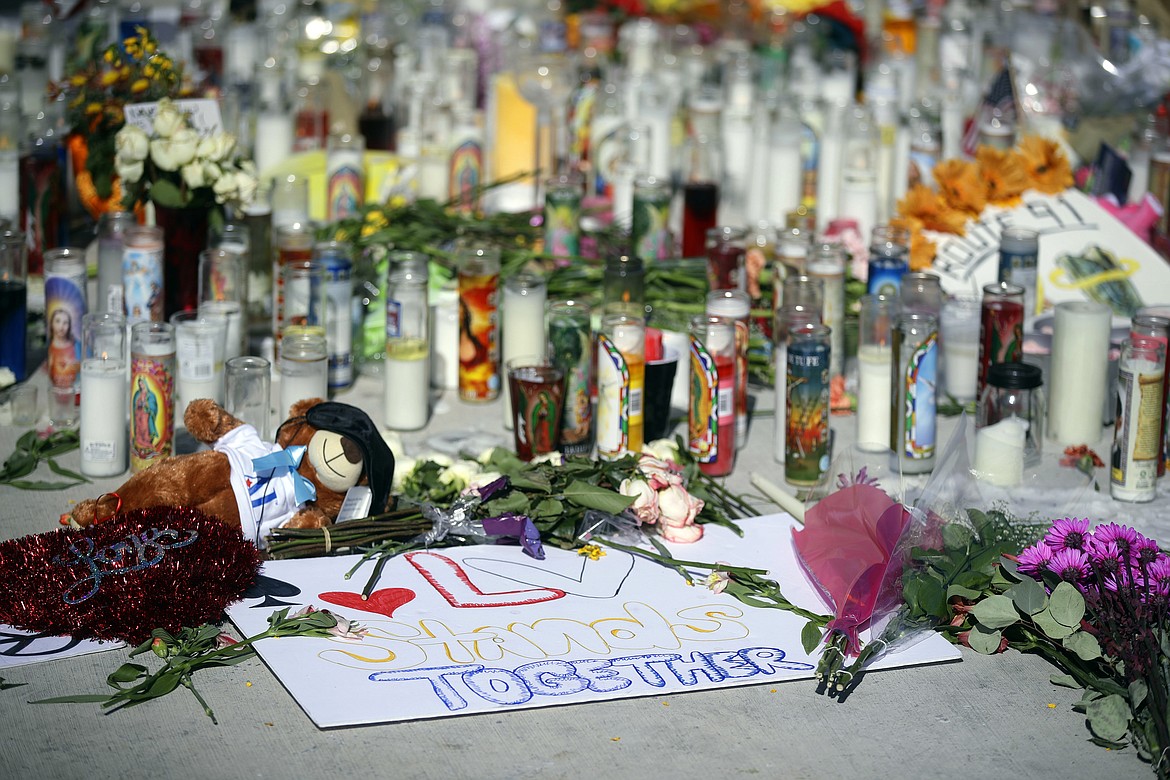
<box><xmin>897</xmin><ymin>184</ymin><xmax>968</xmax><ymax>235</ymax></box>
<box><xmin>934</xmin><ymin>158</ymin><xmax>988</xmax><ymax>215</ymax></box>
<box><xmin>976</xmin><ymin>146</ymin><xmax>1029</xmax><ymax>206</ymax></box>
<box><xmin>909</xmin><ymin>231</ymin><xmax>938</xmax><ymax>272</ymax></box>
<box><xmin>1017</xmin><ymin>135</ymin><xmax>1073</xmax><ymax>194</ymax></box>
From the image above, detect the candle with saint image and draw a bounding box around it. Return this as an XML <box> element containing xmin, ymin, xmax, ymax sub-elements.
<box><xmin>597</xmin><ymin>308</ymin><xmax>644</xmax><ymax>460</ymax></box>
<box><xmin>689</xmin><ymin>314</ymin><xmax>737</xmax><ymax>477</ymax></box>
<box><xmin>1047</xmin><ymin>301</ymin><xmax>1110</xmax><ymax>446</ymax></box>
<box><xmin>130</xmin><ymin>322</ymin><xmax>176</xmax><ymax>473</ymax></box>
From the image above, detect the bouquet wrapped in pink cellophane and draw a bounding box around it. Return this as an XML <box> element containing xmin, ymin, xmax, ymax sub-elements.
<box><xmin>793</xmin><ymin>420</ymin><xmax>984</xmax><ymax>695</ymax></box>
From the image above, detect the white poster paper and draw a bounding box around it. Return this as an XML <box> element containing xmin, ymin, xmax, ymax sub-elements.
<box><xmin>228</xmin><ymin>515</ymin><xmax>960</xmax><ymax>728</ymax></box>
<box><xmin>0</xmin><ymin>625</ymin><xmax>122</xmax><ymax>670</ymax></box>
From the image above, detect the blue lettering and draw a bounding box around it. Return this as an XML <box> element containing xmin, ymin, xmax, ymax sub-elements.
<box><xmin>664</xmin><ymin>652</ymin><xmax>726</xmax><ymax>686</ymax></box>
<box><xmin>705</xmin><ymin>650</ymin><xmax>762</xmax><ymax>679</ymax></box>
<box><xmin>610</xmin><ymin>653</ymin><xmax>681</xmax><ymax>687</ymax></box>
<box><xmin>515</xmin><ymin>660</ymin><xmax>590</xmax><ymax>697</ymax></box>
<box><xmin>463</xmin><ymin>668</ymin><xmax>532</xmax><ymax>706</ymax></box>
<box><xmin>738</xmin><ymin>647</ymin><xmax>815</xmax><ymax>674</ymax></box>
<box><xmin>369</xmin><ymin>664</ymin><xmax>479</xmax><ymax>711</ymax></box>
<box><xmin>571</xmin><ymin>659</ymin><xmax>632</xmax><ymax>693</ymax></box>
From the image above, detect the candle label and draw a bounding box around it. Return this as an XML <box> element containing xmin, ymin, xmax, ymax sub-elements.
<box><xmin>178</xmin><ymin>339</ymin><xmax>215</xmax><ymax>380</ymax></box>
<box><xmin>544</xmin><ymin>186</ymin><xmax>581</xmax><ymax>259</ymax></box>
<box><xmin>327</xmin><ymin>151</ymin><xmax>363</xmax><ymax>221</ymax></box>
<box><xmin>688</xmin><ymin>337</ymin><xmax>718</xmax><ymax>463</ymax></box>
<box><xmin>45</xmin><ymin>270</ymin><xmax>86</xmax><ymax>391</ymax></box>
<box><xmin>595</xmin><ymin>333</ymin><xmax>629</xmax><ymax>460</ymax></box>
<box><xmin>901</xmin><ymin>332</ymin><xmax>938</xmax><ymax>460</ymax></box>
<box><xmin>457</xmin><ymin>270</ymin><xmax>500</xmax><ymax>401</ymax></box>
<box><xmin>978</xmin><ymin>299</ymin><xmax>1024</xmax><ymax>388</ymax></box>
<box><xmin>631</xmin><ymin>188</ymin><xmax>671</xmax><ymax>262</ymax></box>
<box><xmin>123</xmin><ymin>243</ymin><xmax>163</xmax><ymax>325</ymax></box>
<box><xmin>82</xmin><ymin>440</ymin><xmax>117</xmax><ymax>462</ymax></box>
<box><xmin>130</xmin><ymin>355</ymin><xmax>175</xmax><ymax>472</ymax></box>
<box><xmin>866</xmin><ymin>256</ymin><xmax>907</xmax><ymax>297</ymax></box>
<box><xmin>323</xmin><ymin>256</ymin><xmax>354</xmax><ymax>391</ymax></box>
<box><xmin>448</xmin><ymin>139</ymin><xmax>483</xmax><ymax>213</ymax></box>
<box><xmin>732</xmin><ymin>319</ymin><xmax>749</xmax><ymax>439</ymax></box>
<box><xmin>800</xmin><ymin>123</ymin><xmax>818</xmax><ymax>206</ymax></box>
<box><xmin>1111</xmin><ymin>364</ymin><xmax>1163</xmax><ymax>501</ymax></box>
<box><xmin>548</xmin><ymin>314</ymin><xmax>593</xmax><ymax>456</ymax></box>
<box><xmin>786</xmin><ymin>340</ymin><xmax>830</xmax><ymax>485</ymax></box>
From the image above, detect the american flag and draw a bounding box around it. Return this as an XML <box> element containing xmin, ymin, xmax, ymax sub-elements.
<box><xmin>962</xmin><ymin>68</ymin><xmax>1017</xmax><ymax>157</ymax></box>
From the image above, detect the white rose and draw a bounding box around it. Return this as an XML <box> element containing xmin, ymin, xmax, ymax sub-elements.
<box><xmin>476</xmin><ymin>447</ymin><xmax>498</xmax><ymax>465</ymax></box>
<box><xmin>658</xmin><ymin>483</ymin><xmax>704</xmax><ymax>528</ymax></box>
<box><xmin>660</xmin><ymin>522</ymin><xmax>703</xmax><ymax>544</ymax></box>
<box><xmin>114</xmin><ymin>158</ymin><xmax>144</xmax><ymax>184</ymax></box>
<box><xmin>152</xmin><ymin>99</ymin><xmax>186</xmax><ymax>139</ymax></box>
<box><xmin>642</xmin><ymin>438</ymin><xmax>681</xmax><ymax>465</ymax></box>
<box><xmin>211</xmin><ymin>170</ymin><xmax>238</xmax><ymax>203</ymax></box>
<box><xmin>234</xmin><ymin>170</ymin><xmax>258</xmax><ymax>205</ymax></box>
<box><xmin>439</xmin><ymin>460</ymin><xmax>479</xmax><ymax>487</ymax></box>
<box><xmin>202</xmin><ymin>161</ymin><xmax>222</xmax><ymax>183</ymax></box>
<box><xmin>150</xmin><ymin>128</ymin><xmax>199</xmax><ymax>172</ymax></box>
<box><xmin>114</xmin><ymin>125</ymin><xmax>149</xmax><ymax>162</ymax></box>
<box><xmin>466</xmin><ymin>471</ymin><xmax>503</xmax><ymax>492</ymax></box>
<box><xmin>391</xmin><ymin>455</ymin><xmax>417</xmax><ymax>492</ymax></box>
<box><xmin>619</xmin><ymin>478</ymin><xmax>659</xmax><ymax>525</ymax></box>
<box><xmin>531</xmin><ymin>451</ymin><xmax>563</xmax><ymax>466</ymax></box>
<box><xmin>196</xmin><ymin>132</ymin><xmax>236</xmax><ymax>163</ymax></box>
<box><xmin>180</xmin><ymin>161</ymin><xmax>206</xmax><ymax>189</ymax></box>
<box><xmin>427</xmin><ymin>453</ymin><xmax>453</xmax><ymax>468</ymax></box>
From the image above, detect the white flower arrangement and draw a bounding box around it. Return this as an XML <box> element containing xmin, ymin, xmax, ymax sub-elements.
<box><xmin>114</xmin><ymin>97</ymin><xmax>258</xmax><ymax>211</ymax></box>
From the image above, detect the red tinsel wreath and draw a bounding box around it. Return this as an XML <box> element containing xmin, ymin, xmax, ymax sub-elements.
<box><xmin>0</xmin><ymin>507</ymin><xmax>261</xmax><ymax>644</ymax></box>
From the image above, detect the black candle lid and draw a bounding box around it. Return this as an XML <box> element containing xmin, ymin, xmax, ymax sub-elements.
<box><xmin>987</xmin><ymin>361</ymin><xmax>1043</xmax><ymax>390</ymax></box>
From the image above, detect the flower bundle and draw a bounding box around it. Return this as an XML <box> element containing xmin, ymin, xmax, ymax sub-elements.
<box><xmin>619</xmin><ymin>451</ymin><xmax>707</xmax><ymax>543</ymax></box>
<box><xmin>114</xmin><ymin>98</ymin><xmax>259</xmax><ymax>212</ymax></box>
<box><xmin>895</xmin><ymin>135</ymin><xmax>1074</xmax><ymax>271</ymax></box>
<box><xmin>53</xmin><ymin>27</ymin><xmax>186</xmax><ymax>201</ymax></box>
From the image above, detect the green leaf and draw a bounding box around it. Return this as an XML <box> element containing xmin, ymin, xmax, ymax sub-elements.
<box><xmin>1086</xmin><ymin>694</ymin><xmax>1131</xmax><ymax>743</ymax></box>
<box><xmin>1050</xmin><ymin>673</ymin><xmax>1081</xmax><ymax>689</ymax></box>
<box><xmin>946</xmin><ymin>584</ymin><xmax>982</xmax><ymax>601</ymax></box>
<box><xmin>942</xmin><ymin>523</ymin><xmax>973</xmax><ymax>550</ymax></box>
<box><xmin>562</xmin><ymin>480</ymin><xmax>635</xmax><ymax>514</ymax></box>
<box><xmin>482</xmin><ymin>492</ymin><xmax>530</xmax><ymax>516</ymax></box>
<box><xmin>531</xmin><ymin>498</ymin><xmax>563</xmax><ymax>518</ymax></box>
<box><xmin>967</xmin><ymin>624</ymin><xmax>1004</xmax><ymax>654</ymax></box>
<box><xmin>1048</xmin><ymin>582</ymin><xmax>1086</xmax><ymax>628</ymax></box>
<box><xmin>509</xmin><ymin>473</ymin><xmax>552</xmax><ymax>493</ymax></box>
<box><xmin>46</xmin><ymin>459</ymin><xmax>91</xmax><ymax>484</ymax></box>
<box><xmin>1007</xmin><ymin>577</ymin><xmax>1048</xmax><ymax>615</ymax></box>
<box><xmin>801</xmin><ymin>620</ymin><xmax>822</xmax><ymax>656</ymax></box>
<box><xmin>1033</xmin><ymin>607</ymin><xmax>1077</xmax><ymax>639</ymax></box>
<box><xmin>972</xmin><ymin>594</ymin><xmax>1019</xmax><ymax>630</ymax></box>
<box><xmin>1129</xmin><ymin>680</ymin><xmax>1148</xmax><ymax>710</ymax></box>
<box><xmin>107</xmin><ymin>663</ymin><xmax>148</xmax><ymax>686</ymax></box>
<box><xmin>147</xmin><ymin>177</ymin><xmax>187</xmax><ymax>209</ymax></box>
<box><xmin>1063</xmin><ymin>631</ymin><xmax>1103</xmax><ymax>662</ymax></box>
<box><xmin>32</xmin><ymin>693</ymin><xmax>114</xmax><ymax>704</ymax></box>
<box><xmin>998</xmin><ymin>555</ymin><xmax>1021</xmax><ymax>580</ymax></box>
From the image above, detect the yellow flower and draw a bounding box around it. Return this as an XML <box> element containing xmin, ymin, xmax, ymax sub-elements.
<box><xmin>933</xmin><ymin>158</ymin><xmax>988</xmax><ymax>215</ymax></box>
<box><xmin>144</xmin><ymin>64</ymin><xmax>156</xmax><ymax>78</ymax></box>
<box><xmin>69</xmin><ymin>74</ymin><xmax>88</xmax><ymax>87</ymax></box>
<box><xmin>897</xmin><ymin>183</ymin><xmax>968</xmax><ymax>235</ymax></box>
<box><xmin>1017</xmin><ymin>135</ymin><xmax>1073</xmax><ymax>194</ymax></box>
<box><xmin>130</xmin><ymin>79</ymin><xmax>149</xmax><ymax>94</ymax></box>
<box><xmin>976</xmin><ymin>146</ymin><xmax>1029</xmax><ymax>206</ymax></box>
<box><xmin>577</xmin><ymin>544</ymin><xmax>606</xmax><ymax>561</ymax></box>
<box><xmin>85</xmin><ymin>102</ymin><xmax>102</xmax><ymax>115</ymax></box>
<box><xmin>103</xmin><ymin>49</ymin><xmax>116</xmax><ymax>64</ymax></box>
<box><xmin>100</xmin><ymin>70</ymin><xmax>120</xmax><ymax>87</ymax></box>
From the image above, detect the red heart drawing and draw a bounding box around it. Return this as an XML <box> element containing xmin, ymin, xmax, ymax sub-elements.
<box><xmin>318</xmin><ymin>588</ymin><xmax>416</xmax><ymax>619</ymax></box>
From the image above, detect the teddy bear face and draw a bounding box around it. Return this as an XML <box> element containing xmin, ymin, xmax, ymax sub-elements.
<box><xmin>307</xmin><ymin>429</ymin><xmax>363</xmax><ymax>493</ymax></box>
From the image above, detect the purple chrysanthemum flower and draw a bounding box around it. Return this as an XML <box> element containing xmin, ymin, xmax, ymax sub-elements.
<box><xmin>1044</xmin><ymin>517</ymin><xmax>1091</xmax><ymax>552</ymax></box>
<box><xmin>1089</xmin><ymin>539</ymin><xmax>1124</xmax><ymax>578</ymax></box>
<box><xmin>1017</xmin><ymin>543</ymin><xmax>1054</xmax><ymax>576</ymax></box>
<box><xmin>1147</xmin><ymin>557</ymin><xmax>1170</xmax><ymax>596</ymax></box>
<box><xmin>1133</xmin><ymin>535</ymin><xmax>1161</xmax><ymax>566</ymax></box>
<box><xmin>1046</xmin><ymin>547</ymin><xmax>1091</xmax><ymax>584</ymax></box>
<box><xmin>1092</xmin><ymin>522</ymin><xmax>1139</xmax><ymax>559</ymax></box>
<box><xmin>836</xmin><ymin>467</ymin><xmax>880</xmax><ymax>489</ymax></box>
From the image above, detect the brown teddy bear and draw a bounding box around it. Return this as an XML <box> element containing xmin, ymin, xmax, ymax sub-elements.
<box><xmin>64</xmin><ymin>398</ymin><xmax>395</xmax><ymax>549</ymax></box>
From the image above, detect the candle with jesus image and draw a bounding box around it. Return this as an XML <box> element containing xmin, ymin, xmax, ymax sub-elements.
<box><xmin>130</xmin><ymin>322</ymin><xmax>175</xmax><ymax>473</ymax></box>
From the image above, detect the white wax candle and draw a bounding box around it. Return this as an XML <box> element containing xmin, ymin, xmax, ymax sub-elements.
<box><xmin>856</xmin><ymin>344</ymin><xmax>892</xmax><ymax>452</ymax></box>
<box><xmin>647</xmin><ymin>111</ymin><xmax>673</xmax><ymax>183</ymax></box>
<box><xmin>430</xmin><ymin>292</ymin><xmax>459</xmax><ymax>390</ymax></box>
<box><xmin>974</xmin><ymin>417</ymin><xmax>1028</xmax><ymax>487</ymax></box>
<box><xmin>720</xmin><ymin>112</ymin><xmax>753</xmax><ymax>226</ymax></box>
<box><xmin>815</xmin><ymin>120</ymin><xmax>844</xmax><ymax>229</ymax></box>
<box><xmin>0</xmin><ymin>152</ymin><xmax>18</xmax><ymax>222</ymax></box>
<box><xmin>417</xmin><ymin>150</ymin><xmax>449</xmax><ymax>203</ymax></box>
<box><xmin>80</xmin><ymin>359</ymin><xmax>128</xmax><ymax>477</ymax></box>
<box><xmin>611</xmin><ymin>169</ymin><xmax>635</xmax><ymax>228</ymax></box>
<box><xmin>943</xmin><ymin>339</ymin><xmax>979</xmax><ymax>402</ymax></box>
<box><xmin>254</xmin><ymin>113</ymin><xmax>294</xmax><ymax>179</ymax></box>
<box><xmin>940</xmin><ymin>97</ymin><xmax>964</xmax><ymax>162</ymax></box>
<box><xmin>201</xmin><ymin>301</ymin><xmax>244</xmax><ymax>360</ymax></box>
<box><xmin>773</xmin><ymin>343</ymin><xmax>788</xmax><ymax>463</ymax></box>
<box><xmin>838</xmin><ymin>178</ymin><xmax>877</xmax><ymax>251</ymax></box>
<box><xmin>768</xmin><ymin>140</ymin><xmax>803</xmax><ymax>225</ymax></box>
<box><xmin>501</xmin><ymin>283</ymin><xmax>547</xmax><ymax>428</ymax></box>
<box><xmin>808</xmin><ymin>262</ymin><xmax>845</xmax><ymax>379</ymax></box>
<box><xmin>1048</xmin><ymin>301</ymin><xmax>1111</xmax><ymax>445</ymax></box>
<box><xmin>279</xmin><ymin>358</ymin><xmax>328</xmax><ymax>418</ymax></box>
<box><xmin>385</xmin><ymin>342</ymin><xmax>430</xmax><ymax>430</ymax></box>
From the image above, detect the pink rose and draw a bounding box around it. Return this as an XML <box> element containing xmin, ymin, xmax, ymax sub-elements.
<box><xmin>657</xmin><ymin>483</ymin><xmax>703</xmax><ymax>528</ymax></box>
<box><xmin>660</xmin><ymin>522</ymin><xmax>704</xmax><ymax>543</ymax></box>
<box><xmin>638</xmin><ymin>455</ymin><xmax>684</xmax><ymax>490</ymax></box>
<box><xmin>619</xmin><ymin>478</ymin><xmax>660</xmax><ymax>524</ymax></box>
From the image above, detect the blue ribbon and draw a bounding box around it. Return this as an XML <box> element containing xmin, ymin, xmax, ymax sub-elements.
<box><xmin>251</xmin><ymin>446</ymin><xmax>317</xmax><ymax>505</ymax></box>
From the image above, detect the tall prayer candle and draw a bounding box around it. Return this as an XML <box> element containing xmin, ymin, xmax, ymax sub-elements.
<box><xmin>857</xmin><ymin>294</ymin><xmax>896</xmax><ymax>452</ymax></box>
<box><xmin>502</xmin><ymin>273</ymin><xmax>547</xmax><ymax>429</ymax></box>
<box><xmin>1048</xmin><ymin>301</ymin><xmax>1111</xmax><ymax>446</ymax></box>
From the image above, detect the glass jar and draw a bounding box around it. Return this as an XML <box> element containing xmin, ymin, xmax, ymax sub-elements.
<box><xmin>977</xmin><ymin>361</ymin><xmax>1044</xmax><ymax>467</ymax></box>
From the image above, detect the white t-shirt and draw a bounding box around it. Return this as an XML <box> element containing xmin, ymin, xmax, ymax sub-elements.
<box><xmin>215</xmin><ymin>425</ymin><xmax>307</xmax><ymax>548</ymax></box>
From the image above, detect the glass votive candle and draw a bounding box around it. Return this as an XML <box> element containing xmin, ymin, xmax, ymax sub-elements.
<box><xmin>170</xmin><ymin>311</ymin><xmax>227</xmax><ymax>424</ymax></box>
<box><xmin>225</xmin><ymin>355</ymin><xmax>272</xmax><ymax>440</ymax></box>
<box><xmin>279</xmin><ymin>327</ymin><xmax>328</xmax><ymax>417</ymax></box>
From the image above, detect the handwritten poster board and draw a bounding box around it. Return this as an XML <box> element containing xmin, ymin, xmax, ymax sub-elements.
<box><xmin>930</xmin><ymin>189</ymin><xmax>1169</xmax><ymax>317</ymax></box>
<box><xmin>228</xmin><ymin>515</ymin><xmax>960</xmax><ymax>728</ymax></box>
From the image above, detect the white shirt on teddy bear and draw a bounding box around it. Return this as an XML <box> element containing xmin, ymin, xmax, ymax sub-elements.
<box><xmin>215</xmin><ymin>424</ymin><xmax>306</xmax><ymax>548</ymax></box>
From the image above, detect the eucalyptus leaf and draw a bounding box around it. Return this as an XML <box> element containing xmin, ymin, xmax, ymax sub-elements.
<box><xmin>147</xmin><ymin>177</ymin><xmax>187</xmax><ymax>209</ymax></box>
<box><xmin>1063</xmin><ymin>631</ymin><xmax>1103</xmax><ymax>662</ymax></box>
<box><xmin>1050</xmin><ymin>673</ymin><xmax>1081</xmax><ymax>689</ymax></box>
<box><xmin>946</xmin><ymin>584</ymin><xmax>982</xmax><ymax>601</ymax></box>
<box><xmin>966</xmin><ymin>624</ymin><xmax>1004</xmax><ymax>655</ymax></box>
<box><xmin>801</xmin><ymin>620</ymin><xmax>822</xmax><ymax>656</ymax></box>
<box><xmin>1129</xmin><ymin>680</ymin><xmax>1147</xmax><ymax>710</ymax></box>
<box><xmin>972</xmin><ymin>594</ymin><xmax>1019</xmax><ymax>630</ymax></box>
<box><xmin>532</xmin><ymin>498</ymin><xmax>564</xmax><ymax>518</ymax></box>
<box><xmin>1007</xmin><ymin>577</ymin><xmax>1048</xmax><ymax>616</ymax></box>
<box><xmin>998</xmin><ymin>555</ymin><xmax>1021</xmax><ymax>581</ymax></box>
<box><xmin>1033</xmin><ymin>607</ymin><xmax>1077</xmax><ymax>639</ymax></box>
<box><xmin>482</xmin><ymin>492</ymin><xmax>530</xmax><ymax>516</ymax></box>
<box><xmin>1086</xmin><ymin>693</ymin><xmax>1131</xmax><ymax>743</ymax></box>
<box><xmin>1048</xmin><ymin>582</ymin><xmax>1087</xmax><ymax>628</ymax></box>
<box><xmin>942</xmin><ymin>523</ymin><xmax>973</xmax><ymax>550</ymax></box>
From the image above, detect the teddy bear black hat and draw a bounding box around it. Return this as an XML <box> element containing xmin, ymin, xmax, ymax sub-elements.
<box><xmin>304</xmin><ymin>401</ymin><xmax>395</xmax><ymax>514</ymax></box>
